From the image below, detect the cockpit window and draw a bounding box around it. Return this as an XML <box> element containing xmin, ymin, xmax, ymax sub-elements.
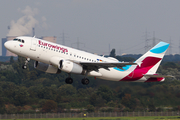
<box><xmin>13</xmin><ymin>38</ymin><xmax>18</xmax><ymax>41</ymax></box>
<box><xmin>13</xmin><ymin>38</ymin><xmax>25</xmax><ymax>43</ymax></box>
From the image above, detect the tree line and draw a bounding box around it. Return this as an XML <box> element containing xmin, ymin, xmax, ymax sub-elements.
<box><xmin>0</xmin><ymin>54</ymin><xmax>179</xmax><ymax>114</ymax></box>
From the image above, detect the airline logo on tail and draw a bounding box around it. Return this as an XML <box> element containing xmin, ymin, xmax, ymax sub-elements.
<box><xmin>121</xmin><ymin>42</ymin><xmax>169</xmax><ymax>82</ymax></box>
<box><xmin>150</xmin><ymin>42</ymin><xmax>169</xmax><ymax>54</ymax></box>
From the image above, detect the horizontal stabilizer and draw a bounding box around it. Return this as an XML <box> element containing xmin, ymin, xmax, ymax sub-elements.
<box><xmin>144</xmin><ymin>74</ymin><xmax>174</xmax><ymax>78</ymax></box>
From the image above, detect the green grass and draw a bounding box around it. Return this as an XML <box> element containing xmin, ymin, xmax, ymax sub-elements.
<box><xmin>2</xmin><ymin>116</ymin><xmax>180</xmax><ymax>120</ymax></box>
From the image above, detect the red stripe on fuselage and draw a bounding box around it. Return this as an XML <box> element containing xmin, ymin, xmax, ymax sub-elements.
<box><xmin>120</xmin><ymin>57</ymin><xmax>161</xmax><ymax>81</ymax></box>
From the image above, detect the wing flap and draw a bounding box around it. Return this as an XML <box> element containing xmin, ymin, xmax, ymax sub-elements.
<box><xmin>79</xmin><ymin>62</ymin><xmax>137</xmax><ymax>71</ymax></box>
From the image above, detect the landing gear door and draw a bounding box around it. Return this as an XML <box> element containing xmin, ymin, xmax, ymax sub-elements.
<box><xmin>30</xmin><ymin>37</ymin><xmax>37</xmax><ymax>51</ymax></box>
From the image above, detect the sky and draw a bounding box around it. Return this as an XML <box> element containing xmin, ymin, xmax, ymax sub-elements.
<box><xmin>1</xmin><ymin>0</ymin><xmax>180</xmax><ymax>55</ymax></box>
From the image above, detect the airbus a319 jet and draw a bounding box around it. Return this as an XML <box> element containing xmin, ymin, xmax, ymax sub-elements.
<box><xmin>4</xmin><ymin>36</ymin><xmax>172</xmax><ymax>85</ymax></box>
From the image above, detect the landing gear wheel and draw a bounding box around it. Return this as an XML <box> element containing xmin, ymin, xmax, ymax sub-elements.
<box><xmin>22</xmin><ymin>65</ymin><xmax>27</xmax><ymax>69</ymax></box>
<box><xmin>81</xmin><ymin>78</ymin><xmax>89</xmax><ymax>85</ymax></box>
<box><xmin>65</xmin><ymin>77</ymin><xmax>73</xmax><ymax>84</ymax></box>
<box><xmin>22</xmin><ymin>58</ymin><xmax>30</xmax><ymax>70</ymax></box>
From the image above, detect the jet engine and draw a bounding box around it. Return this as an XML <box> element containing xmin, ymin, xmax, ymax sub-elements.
<box><xmin>60</xmin><ymin>60</ymin><xmax>83</xmax><ymax>74</ymax></box>
<box><xmin>34</xmin><ymin>61</ymin><xmax>61</xmax><ymax>74</ymax></box>
<box><xmin>49</xmin><ymin>56</ymin><xmax>83</xmax><ymax>74</ymax></box>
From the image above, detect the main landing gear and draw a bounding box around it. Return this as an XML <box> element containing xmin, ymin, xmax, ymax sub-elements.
<box><xmin>65</xmin><ymin>77</ymin><xmax>73</xmax><ymax>84</ymax></box>
<box><xmin>81</xmin><ymin>78</ymin><xmax>89</xmax><ymax>85</ymax></box>
<box><xmin>22</xmin><ymin>58</ymin><xmax>30</xmax><ymax>69</ymax></box>
<box><xmin>65</xmin><ymin>76</ymin><xmax>90</xmax><ymax>85</ymax></box>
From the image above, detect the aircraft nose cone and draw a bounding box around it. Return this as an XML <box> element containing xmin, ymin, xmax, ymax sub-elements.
<box><xmin>4</xmin><ymin>41</ymin><xmax>11</xmax><ymax>50</ymax></box>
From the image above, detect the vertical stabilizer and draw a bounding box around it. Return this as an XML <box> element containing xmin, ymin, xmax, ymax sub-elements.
<box><xmin>135</xmin><ymin>41</ymin><xmax>169</xmax><ymax>74</ymax></box>
<box><xmin>121</xmin><ymin>42</ymin><xmax>169</xmax><ymax>82</ymax></box>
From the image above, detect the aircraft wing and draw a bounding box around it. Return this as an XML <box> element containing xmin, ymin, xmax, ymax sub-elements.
<box><xmin>78</xmin><ymin>61</ymin><xmax>137</xmax><ymax>71</ymax></box>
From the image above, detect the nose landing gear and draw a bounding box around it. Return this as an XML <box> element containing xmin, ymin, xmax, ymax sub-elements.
<box><xmin>22</xmin><ymin>58</ymin><xmax>30</xmax><ymax>69</ymax></box>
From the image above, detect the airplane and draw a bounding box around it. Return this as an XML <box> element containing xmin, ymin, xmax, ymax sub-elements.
<box><xmin>4</xmin><ymin>36</ymin><xmax>172</xmax><ymax>85</ymax></box>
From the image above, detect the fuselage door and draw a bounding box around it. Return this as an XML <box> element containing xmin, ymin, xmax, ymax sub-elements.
<box><xmin>30</xmin><ymin>37</ymin><xmax>37</xmax><ymax>51</ymax></box>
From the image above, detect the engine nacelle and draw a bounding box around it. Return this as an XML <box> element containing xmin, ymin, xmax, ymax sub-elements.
<box><xmin>60</xmin><ymin>60</ymin><xmax>83</xmax><ymax>74</ymax></box>
<box><xmin>34</xmin><ymin>61</ymin><xmax>61</xmax><ymax>74</ymax></box>
<box><xmin>49</xmin><ymin>56</ymin><xmax>83</xmax><ymax>74</ymax></box>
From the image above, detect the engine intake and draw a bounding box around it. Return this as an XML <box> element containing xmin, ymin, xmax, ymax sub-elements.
<box><xmin>34</xmin><ymin>61</ymin><xmax>61</xmax><ymax>74</ymax></box>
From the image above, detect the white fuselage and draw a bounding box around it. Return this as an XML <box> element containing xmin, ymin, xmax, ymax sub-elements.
<box><xmin>5</xmin><ymin>36</ymin><xmax>138</xmax><ymax>82</ymax></box>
